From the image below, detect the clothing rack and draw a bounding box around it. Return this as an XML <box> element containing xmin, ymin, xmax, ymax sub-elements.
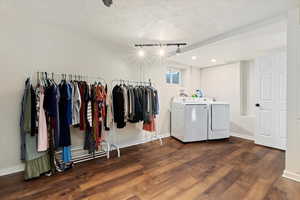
<box><xmin>110</xmin><ymin>79</ymin><xmax>163</xmax><ymax>148</ymax></box>
<box><xmin>37</xmin><ymin>72</ymin><xmax>107</xmax><ymax>85</ymax></box>
<box><xmin>36</xmin><ymin>71</ymin><xmax>120</xmax><ymax>164</ymax></box>
<box><xmin>111</xmin><ymin>79</ymin><xmax>153</xmax><ymax>86</ymax></box>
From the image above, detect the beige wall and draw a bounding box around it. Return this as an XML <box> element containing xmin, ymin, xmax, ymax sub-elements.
<box><xmin>200</xmin><ymin>62</ymin><xmax>256</xmax><ymax>138</ymax></box>
<box><xmin>132</xmin><ymin>60</ymin><xmax>202</xmax><ymax>136</ymax></box>
<box><xmin>0</xmin><ymin>8</ymin><xmax>202</xmax><ymax>175</ymax></box>
<box><xmin>0</xmin><ymin>6</ymin><xmax>136</xmax><ymax>174</ymax></box>
<box><xmin>284</xmin><ymin>7</ymin><xmax>300</xmax><ymax>182</ymax></box>
<box><xmin>1</xmin><ymin>8</ymin><xmax>203</xmax><ymax>175</ymax></box>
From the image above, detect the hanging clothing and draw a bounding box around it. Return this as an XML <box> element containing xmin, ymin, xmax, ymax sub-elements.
<box><xmin>20</xmin><ymin>79</ymin><xmax>31</xmax><ymax>161</ymax></box>
<box><xmin>153</xmin><ymin>89</ymin><xmax>159</xmax><ymax>115</ymax></box>
<box><xmin>112</xmin><ymin>85</ymin><xmax>126</xmax><ymax>128</ymax></box>
<box><xmin>43</xmin><ymin>83</ymin><xmax>62</xmax><ymax>172</ymax></box>
<box><xmin>37</xmin><ymin>87</ymin><xmax>48</xmax><ymax>152</ymax></box>
<box><xmin>134</xmin><ymin>87</ymin><xmax>144</xmax><ymax>122</ymax></box>
<box><xmin>92</xmin><ymin>84</ymin><xmax>107</xmax><ymax>147</ymax></box>
<box><xmin>121</xmin><ymin>85</ymin><xmax>128</xmax><ymax>121</ymax></box>
<box><xmin>30</xmin><ymin>86</ymin><xmax>37</xmax><ymax>136</ymax></box>
<box><xmin>106</xmin><ymin>87</ymin><xmax>113</xmax><ymax>129</ymax></box>
<box><xmin>22</xmin><ymin>79</ymin><xmax>32</xmax><ymax>134</ymax></box>
<box><xmin>87</xmin><ymin>101</ymin><xmax>92</xmax><ymax>128</ymax></box>
<box><xmin>143</xmin><ymin>116</ymin><xmax>156</xmax><ymax>132</ymax></box>
<box><xmin>66</xmin><ymin>82</ymin><xmax>73</xmax><ymax>125</ymax></box>
<box><xmin>59</xmin><ymin>82</ymin><xmax>71</xmax><ymax>147</ymax></box>
<box><xmin>79</xmin><ymin>82</ymin><xmax>87</xmax><ymax>131</ymax></box>
<box><xmin>84</xmin><ymin>84</ymin><xmax>96</xmax><ymax>153</ymax></box>
<box><xmin>111</xmin><ymin>83</ymin><xmax>159</xmax><ymax>132</ymax></box>
<box><xmin>54</xmin><ymin>86</ymin><xmax>61</xmax><ymax>149</ymax></box>
<box><xmin>84</xmin><ymin>127</ymin><xmax>96</xmax><ymax>155</ymax></box>
<box><xmin>72</xmin><ymin>82</ymin><xmax>81</xmax><ymax>125</ymax></box>
<box><xmin>62</xmin><ymin>146</ymin><xmax>72</xmax><ymax>163</ymax></box>
<box><xmin>127</xmin><ymin>86</ymin><xmax>135</xmax><ymax>121</ymax></box>
<box><xmin>20</xmin><ymin>79</ymin><xmax>50</xmax><ymax>180</ymax></box>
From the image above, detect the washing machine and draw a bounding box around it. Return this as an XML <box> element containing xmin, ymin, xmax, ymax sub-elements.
<box><xmin>171</xmin><ymin>97</ymin><xmax>230</xmax><ymax>142</ymax></box>
<box><xmin>171</xmin><ymin>98</ymin><xmax>209</xmax><ymax>142</ymax></box>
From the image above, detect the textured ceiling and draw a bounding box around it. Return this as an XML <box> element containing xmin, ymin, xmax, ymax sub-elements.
<box><xmin>170</xmin><ymin>19</ymin><xmax>287</xmax><ymax>67</ymax></box>
<box><xmin>1</xmin><ymin>0</ymin><xmax>297</xmax><ymax>45</ymax></box>
<box><xmin>0</xmin><ymin>0</ymin><xmax>298</xmax><ymax>61</ymax></box>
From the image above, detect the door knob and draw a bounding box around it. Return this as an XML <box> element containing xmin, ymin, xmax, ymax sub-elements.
<box><xmin>255</xmin><ymin>103</ymin><xmax>260</xmax><ymax>107</ymax></box>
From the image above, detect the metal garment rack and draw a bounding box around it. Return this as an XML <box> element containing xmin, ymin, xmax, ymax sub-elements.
<box><xmin>111</xmin><ymin>79</ymin><xmax>153</xmax><ymax>86</ymax></box>
<box><xmin>110</xmin><ymin>79</ymin><xmax>163</xmax><ymax>149</ymax></box>
<box><xmin>36</xmin><ymin>71</ymin><xmax>120</xmax><ymax>164</ymax></box>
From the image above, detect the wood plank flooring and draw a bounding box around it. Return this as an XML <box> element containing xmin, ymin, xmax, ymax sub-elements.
<box><xmin>0</xmin><ymin>137</ymin><xmax>300</xmax><ymax>200</ymax></box>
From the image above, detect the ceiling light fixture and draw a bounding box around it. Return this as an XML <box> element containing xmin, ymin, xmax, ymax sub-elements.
<box><xmin>102</xmin><ymin>0</ymin><xmax>113</xmax><ymax>7</ymax></box>
<box><xmin>211</xmin><ymin>59</ymin><xmax>217</xmax><ymax>63</ymax></box>
<box><xmin>135</xmin><ymin>43</ymin><xmax>187</xmax><ymax>48</ymax></box>
<box><xmin>192</xmin><ymin>56</ymin><xmax>197</xmax><ymax>60</ymax></box>
<box><xmin>134</xmin><ymin>43</ymin><xmax>187</xmax><ymax>57</ymax></box>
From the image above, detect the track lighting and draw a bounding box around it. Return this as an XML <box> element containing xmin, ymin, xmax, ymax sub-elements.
<box><xmin>134</xmin><ymin>42</ymin><xmax>187</xmax><ymax>58</ymax></box>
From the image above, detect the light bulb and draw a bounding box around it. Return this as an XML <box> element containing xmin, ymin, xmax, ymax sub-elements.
<box><xmin>138</xmin><ymin>49</ymin><xmax>145</xmax><ymax>57</ymax></box>
<box><xmin>192</xmin><ymin>56</ymin><xmax>197</xmax><ymax>60</ymax></box>
<box><xmin>211</xmin><ymin>59</ymin><xmax>217</xmax><ymax>63</ymax></box>
<box><xmin>158</xmin><ymin>49</ymin><xmax>165</xmax><ymax>57</ymax></box>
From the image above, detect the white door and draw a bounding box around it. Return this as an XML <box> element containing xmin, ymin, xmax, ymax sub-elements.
<box><xmin>255</xmin><ymin>52</ymin><xmax>287</xmax><ymax>150</ymax></box>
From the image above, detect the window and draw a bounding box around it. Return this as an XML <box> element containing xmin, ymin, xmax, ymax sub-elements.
<box><xmin>166</xmin><ymin>68</ymin><xmax>181</xmax><ymax>85</ymax></box>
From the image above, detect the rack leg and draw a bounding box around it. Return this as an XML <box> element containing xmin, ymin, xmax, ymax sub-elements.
<box><xmin>158</xmin><ymin>136</ymin><xmax>163</xmax><ymax>145</ymax></box>
<box><xmin>106</xmin><ymin>142</ymin><xmax>110</xmax><ymax>159</ymax></box>
<box><xmin>155</xmin><ymin>131</ymin><xmax>163</xmax><ymax>146</ymax></box>
<box><xmin>110</xmin><ymin>144</ymin><xmax>121</xmax><ymax>158</ymax></box>
<box><xmin>101</xmin><ymin>140</ymin><xmax>110</xmax><ymax>159</ymax></box>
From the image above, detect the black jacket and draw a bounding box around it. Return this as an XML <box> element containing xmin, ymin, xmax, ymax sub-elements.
<box><xmin>112</xmin><ymin>85</ymin><xmax>126</xmax><ymax>128</ymax></box>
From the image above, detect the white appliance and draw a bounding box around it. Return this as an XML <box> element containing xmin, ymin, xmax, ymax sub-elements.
<box><xmin>171</xmin><ymin>98</ymin><xmax>209</xmax><ymax>142</ymax></box>
<box><xmin>171</xmin><ymin>97</ymin><xmax>230</xmax><ymax>142</ymax></box>
<box><xmin>208</xmin><ymin>102</ymin><xmax>230</xmax><ymax>140</ymax></box>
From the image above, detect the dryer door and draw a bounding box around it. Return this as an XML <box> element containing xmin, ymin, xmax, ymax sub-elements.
<box><xmin>184</xmin><ymin>104</ymin><xmax>208</xmax><ymax>142</ymax></box>
<box><xmin>209</xmin><ymin>104</ymin><xmax>230</xmax><ymax>140</ymax></box>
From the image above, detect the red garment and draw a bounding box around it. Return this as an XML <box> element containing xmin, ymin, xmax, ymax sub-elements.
<box><xmin>93</xmin><ymin>85</ymin><xmax>107</xmax><ymax>148</ymax></box>
<box><xmin>143</xmin><ymin>116</ymin><xmax>156</xmax><ymax>132</ymax></box>
<box><xmin>79</xmin><ymin>82</ymin><xmax>87</xmax><ymax>131</ymax></box>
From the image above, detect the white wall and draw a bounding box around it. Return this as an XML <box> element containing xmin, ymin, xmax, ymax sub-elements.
<box><xmin>200</xmin><ymin>62</ymin><xmax>256</xmax><ymax>138</ymax></box>
<box><xmin>0</xmin><ymin>5</ymin><xmax>137</xmax><ymax>175</ymax></box>
<box><xmin>131</xmin><ymin>60</ymin><xmax>201</xmax><ymax>136</ymax></box>
<box><xmin>284</xmin><ymin>7</ymin><xmax>300</xmax><ymax>182</ymax></box>
<box><xmin>0</xmin><ymin>5</ymin><xmax>202</xmax><ymax>175</ymax></box>
<box><xmin>182</xmin><ymin>66</ymin><xmax>202</xmax><ymax>95</ymax></box>
<box><xmin>240</xmin><ymin>60</ymin><xmax>256</xmax><ymax>116</ymax></box>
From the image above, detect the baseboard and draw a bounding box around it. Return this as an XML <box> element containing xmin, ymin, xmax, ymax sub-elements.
<box><xmin>283</xmin><ymin>170</ymin><xmax>300</xmax><ymax>182</ymax></box>
<box><xmin>0</xmin><ymin>164</ymin><xmax>24</xmax><ymax>177</ymax></box>
<box><xmin>117</xmin><ymin>132</ymin><xmax>170</xmax><ymax>149</ymax></box>
<box><xmin>160</xmin><ymin>132</ymin><xmax>171</xmax><ymax>138</ymax></box>
<box><xmin>0</xmin><ymin>133</ymin><xmax>171</xmax><ymax>177</ymax></box>
<box><xmin>231</xmin><ymin>132</ymin><xmax>254</xmax><ymax>141</ymax></box>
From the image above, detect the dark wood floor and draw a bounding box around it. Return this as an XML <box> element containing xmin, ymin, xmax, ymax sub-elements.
<box><xmin>0</xmin><ymin>137</ymin><xmax>300</xmax><ymax>200</ymax></box>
